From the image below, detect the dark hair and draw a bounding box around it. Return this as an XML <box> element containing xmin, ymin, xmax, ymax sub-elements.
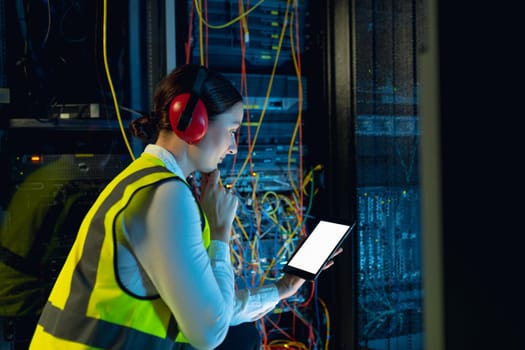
<box><xmin>130</xmin><ymin>64</ymin><xmax>242</xmax><ymax>142</ymax></box>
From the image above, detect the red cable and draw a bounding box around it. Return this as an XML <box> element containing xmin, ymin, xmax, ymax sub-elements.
<box><xmin>185</xmin><ymin>1</ymin><xmax>194</xmax><ymax>63</ymax></box>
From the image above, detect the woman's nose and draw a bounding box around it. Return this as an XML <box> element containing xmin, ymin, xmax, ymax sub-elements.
<box><xmin>228</xmin><ymin>135</ymin><xmax>238</xmax><ymax>154</ymax></box>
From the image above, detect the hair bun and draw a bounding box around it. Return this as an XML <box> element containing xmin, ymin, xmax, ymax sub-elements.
<box><xmin>130</xmin><ymin>112</ymin><xmax>158</xmax><ymax>142</ymax></box>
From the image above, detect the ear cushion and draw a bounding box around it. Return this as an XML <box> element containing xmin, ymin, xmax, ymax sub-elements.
<box><xmin>168</xmin><ymin>92</ymin><xmax>208</xmax><ymax>144</ymax></box>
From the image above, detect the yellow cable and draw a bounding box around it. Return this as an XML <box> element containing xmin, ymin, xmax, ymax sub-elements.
<box><xmin>102</xmin><ymin>0</ymin><xmax>135</xmax><ymax>160</ymax></box>
<box><xmin>261</xmin><ymin>191</ymin><xmax>280</xmax><ymax>216</ymax></box>
<box><xmin>268</xmin><ymin>339</ymin><xmax>309</xmax><ymax>350</ymax></box>
<box><xmin>259</xmin><ymin>224</ymin><xmax>297</xmax><ymax>285</ymax></box>
<box><xmin>196</xmin><ymin>0</ymin><xmax>205</xmax><ymax>65</ymax></box>
<box><xmin>234</xmin><ymin>215</ymin><xmax>251</xmax><ymax>241</ymax></box>
<box><xmin>232</xmin><ymin>0</ymin><xmax>291</xmax><ymax>188</ymax></box>
<box><xmin>193</xmin><ymin>0</ymin><xmax>264</xmax><ymax>29</ymax></box>
<box><xmin>238</xmin><ymin>0</ymin><xmax>249</xmax><ymax>38</ymax></box>
<box><xmin>287</xmin><ymin>8</ymin><xmax>304</xmax><ymax>199</ymax></box>
<box><xmin>318</xmin><ymin>296</ymin><xmax>331</xmax><ymax>350</ymax></box>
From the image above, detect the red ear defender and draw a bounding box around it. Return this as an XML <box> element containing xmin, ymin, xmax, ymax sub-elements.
<box><xmin>169</xmin><ymin>93</ymin><xmax>208</xmax><ymax>144</ymax></box>
<box><xmin>168</xmin><ymin>67</ymin><xmax>208</xmax><ymax>144</ymax></box>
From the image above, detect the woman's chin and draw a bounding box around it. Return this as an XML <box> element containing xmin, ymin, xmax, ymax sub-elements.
<box><xmin>200</xmin><ymin>165</ymin><xmax>217</xmax><ymax>174</ymax></box>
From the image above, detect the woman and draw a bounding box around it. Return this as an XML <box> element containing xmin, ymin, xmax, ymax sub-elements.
<box><xmin>29</xmin><ymin>64</ymin><xmax>306</xmax><ymax>349</ymax></box>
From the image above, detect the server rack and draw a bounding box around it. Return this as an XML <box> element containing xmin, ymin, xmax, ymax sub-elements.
<box><xmin>177</xmin><ymin>1</ymin><xmax>330</xmax><ymax>347</ymax></box>
<box><xmin>352</xmin><ymin>0</ymin><xmax>424</xmax><ymax>348</ymax></box>
<box><xmin>0</xmin><ymin>1</ymin><xmax>133</xmax><ymax>348</ymax></box>
<box><xmin>314</xmin><ymin>0</ymin><xmax>425</xmax><ymax>349</ymax></box>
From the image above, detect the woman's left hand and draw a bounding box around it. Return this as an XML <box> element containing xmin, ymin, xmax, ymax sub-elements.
<box><xmin>321</xmin><ymin>247</ymin><xmax>343</xmax><ymax>270</ymax></box>
<box><xmin>276</xmin><ymin>247</ymin><xmax>343</xmax><ymax>300</ymax></box>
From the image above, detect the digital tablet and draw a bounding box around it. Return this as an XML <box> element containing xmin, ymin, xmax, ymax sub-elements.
<box><xmin>282</xmin><ymin>219</ymin><xmax>355</xmax><ymax>280</ymax></box>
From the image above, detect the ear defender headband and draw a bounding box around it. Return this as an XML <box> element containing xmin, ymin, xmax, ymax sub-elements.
<box><xmin>168</xmin><ymin>67</ymin><xmax>208</xmax><ymax>144</ymax></box>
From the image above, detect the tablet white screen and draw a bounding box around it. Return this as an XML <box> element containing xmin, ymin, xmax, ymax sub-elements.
<box><xmin>287</xmin><ymin>220</ymin><xmax>351</xmax><ymax>274</ymax></box>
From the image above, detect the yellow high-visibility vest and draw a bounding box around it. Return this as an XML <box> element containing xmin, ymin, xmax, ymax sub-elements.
<box><xmin>30</xmin><ymin>154</ymin><xmax>209</xmax><ymax>349</ymax></box>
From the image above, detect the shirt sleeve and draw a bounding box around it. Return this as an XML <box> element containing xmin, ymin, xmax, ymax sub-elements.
<box><xmin>125</xmin><ymin>179</ymin><xmax>234</xmax><ymax>350</ymax></box>
<box><xmin>230</xmin><ymin>283</ymin><xmax>280</xmax><ymax>325</ymax></box>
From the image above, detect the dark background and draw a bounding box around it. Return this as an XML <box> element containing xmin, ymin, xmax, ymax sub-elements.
<box><xmin>438</xmin><ymin>1</ymin><xmax>525</xmax><ymax>349</ymax></box>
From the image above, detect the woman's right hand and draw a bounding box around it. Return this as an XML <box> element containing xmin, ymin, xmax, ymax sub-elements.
<box><xmin>199</xmin><ymin>169</ymin><xmax>238</xmax><ymax>243</ymax></box>
<box><xmin>275</xmin><ymin>273</ymin><xmax>306</xmax><ymax>300</ymax></box>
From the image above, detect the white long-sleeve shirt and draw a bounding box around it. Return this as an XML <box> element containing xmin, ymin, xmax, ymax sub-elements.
<box><xmin>117</xmin><ymin>144</ymin><xmax>280</xmax><ymax>349</ymax></box>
